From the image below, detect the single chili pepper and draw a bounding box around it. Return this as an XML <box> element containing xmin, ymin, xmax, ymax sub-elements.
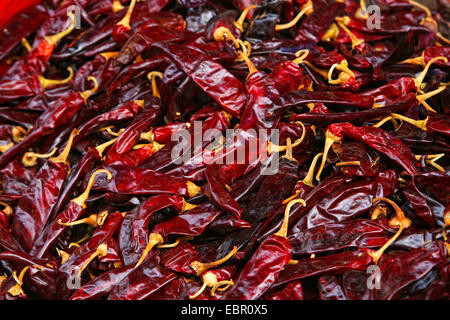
<box><xmin>224</xmin><ymin>199</ymin><xmax>306</xmax><ymax>300</ymax></box>
<box><xmin>0</xmin><ymin>77</ymin><xmax>99</xmax><ymax>169</ymax></box>
<box><xmin>289</xmin><ymin>93</ymin><xmax>418</xmax><ymax>126</ymax></box>
<box><xmin>11</xmin><ymin>129</ymin><xmax>78</xmax><ymax>251</ymax></box>
<box><xmin>29</xmin><ymin>169</ymin><xmax>112</xmax><ymax>258</ymax></box>
<box><xmin>269</xmin><ymin>90</ymin><xmax>375</xmax><ymax>119</ymax></box>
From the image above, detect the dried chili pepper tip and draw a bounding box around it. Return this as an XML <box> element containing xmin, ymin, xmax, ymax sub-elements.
<box><xmin>368</xmin><ymin>198</ymin><xmax>412</xmax><ymax>264</ymax></box>
<box><xmin>190</xmin><ymin>246</ymin><xmax>238</xmax><ymax>276</ymax></box>
<box><xmin>70</xmin><ymin>169</ymin><xmax>113</xmax><ymax>209</ymax></box>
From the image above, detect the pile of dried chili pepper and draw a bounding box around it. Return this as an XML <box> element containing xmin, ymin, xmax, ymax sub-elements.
<box><xmin>0</xmin><ymin>0</ymin><xmax>448</xmax><ymax>301</ymax></box>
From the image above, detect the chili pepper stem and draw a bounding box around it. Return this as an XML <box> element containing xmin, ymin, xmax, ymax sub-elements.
<box><xmin>39</xmin><ymin>67</ymin><xmax>74</xmax><ymax>90</ymax></box>
<box><xmin>12</xmin><ymin>126</ymin><xmax>28</xmax><ymax>143</ymax></box>
<box><xmin>275</xmin><ymin>199</ymin><xmax>306</xmax><ymax>238</ymax></box>
<box><xmin>135</xmin><ymin>233</ymin><xmax>164</xmax><ymax>267</ymax></box>
<box><xmin>234</xmin><ymin>5</ymin><xmax>258</xmax><ymax>31</ymax></box>
<box><xmin>443</xmin><ymin>211</ymin><xmax>450</xmax><ymax>241</ymax></box>
<box><xmin>316</xmin><ymin>130</ymin><xmax>343</xmax><ymax>181</ymax></box>
<box><xmin>50</xmin><ymin>128</ymin><xmax>79</xmax><ymax>164</ymax></box>
<box><xmin>0</xmin><ymin>142</ymin><xmax>14</xmax><ymax>153</ymax></box>
<box><xmin>186</xmin><ymin>181</ymin><xmax>201</xmax><ymax>198</ymax></box>
<box><xmin>8</xmin><ymin>266</ymin><xmax>29</xmax><ymax>297</ymax></box>
<box><xmin>22</xmin><ymin>147</ymin><xmax>58</xmax><ymax>167</ymax></box>
<box><xmin>112</xmin><ymin>0</ymin><xmax>125</xmax><ymax>12</ymax></box>
<box><xmin>414</xmin><ymin>57</ymin><xmax>448</xmax><ymax>89</ymax></box>
<box><xmin>399</xmin><ymin>51</ymin><xmax>425</xmax><ymax>66</ymax></box>
<box><xmin>237</xmin><ymin>50</ymin><xmax>258</xmax><ymax>76</ymax></box>
<box><xmin>269</xmin><ymin>122</ymin><xmax>306</xmax><ymax>154</ymax></box>
<box><xmin>213</xmin><ymin>27</ymin><xmax>240</xmax><ymax>48</ymax></box>
<box><xmin>79</xmin><ymin>77</ymin><xmax>99</xmax><ymax>102</ymax></box>
<box><xmin>45</xmin><ymin>12</ymin><xmax>76</xmax><ymax>46</ymax></box>
<box><xmin>302</xmin><ymin>152</ymin><xmax>323</xmax><ymax>187</ymax></box>
<box><xmin>147</xmin><ymin>71</ymin><xmax>163</xmax><ymax>99</ymax></box>
<box><xmin>189</xmin><ymin>272</ymin><xmax>218</xmax><ymax>299</ymax></box>
<box><xmin>416</xmin><ymin>86</ymin><xmax>446</xmax><ymax>104</ymax></box>
<box><xmin>336</xmin><ymin>17</ymin><xmax>364</xmax><ymax>49</ymax></box>
<box><xmin>275</xmin><ymin>3</ymin><xmax>313</xmax><ymax>31</ymax></box>
<box><xmin>368</xmin><ymin>198</ymin><xmax>412</xmax><ymax>264</ymax></box>
<box><xmin>391</xmin><ymin>113</ymin><xmax>428</xmax><ymax>131</ymax></box>
<box><xmin>191</xmin><ymin>246</ymin><xmax>238</xmax><ymax>276</ymax></box>
<box><xmin>71</xmin><ymin>169</ymin><xmax>112</xmax><ymax>208</ymax></box>
<box><xmin>116</xmin><ymin>0</ymin><xmax>137</xmax><ymax>30</ymax></box>
<box><xmin>211</xmin><ymin>280</ymin><xmax>234</xmax><ymax>296</ymax></box>
<box><xmin>293</xmin><ymin>49</ymin><xmax>309</xmax><ymax>65</ymax></box>
<box><xmin>335</xmin><ymin>160</ymin><xmax>361</xmax><ymax>167</ymax></box>
<box><xmin>76</xmin><ymin>244</ymin><xmax>108</xmax><ymax>277</ymax></box>
<box><xmin>58</xmin><ymin>211</ymin><xmax>108</xmax><ymax>228</ymax></box>
<box><xmin>95</xmin><ymin>137</ymin><xmax>119</xmax><ymax>157</ymax></box>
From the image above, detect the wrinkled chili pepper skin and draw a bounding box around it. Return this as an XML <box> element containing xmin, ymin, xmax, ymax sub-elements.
<box><xmin>274</xmin><ymin>249</ymin><xmax>373</xmax><ymax>288</ymax></box>
<box><xmin>107</xmin><ymin>254</ymin><xmax>176</xmax><ymax>300</ymax></box>
<box><xmin>11</xmin><ymin>159</ymin><xmax>69</xmax><ymax>251</ymax></box>
<box><xmin>375</xmin><ymin>241</ymin><xmax>447</xmax><ymax>300</ymax></box>
<box><xmin>153</xmin><ymin>42</ymin><xmax>247</xmax><ymax>117</ymax></box>
<box><xmin>92</xmin><ymin>166</ymin><xmax>196</xmax><ymax>197</ymax></box>
<box><xmin>224</xmin><ymin>234</ymin><xmax>292</xmax><ymax>300</ymax></box>
<box><xmin>288</xmin><ymin>218</ymin><xmax>393</xmax><ymax>255</ymax></box>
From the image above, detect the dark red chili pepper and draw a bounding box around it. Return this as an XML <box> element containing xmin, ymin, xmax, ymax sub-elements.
<box><xmin>224</xmin><ymin>199</ymin><xmax>306</xmax><ymax>300</ymax></box>
<box><xmin>11</xmin><ymin>129</ymin><xmax>78</xmax><ymax>251</ymax></box>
